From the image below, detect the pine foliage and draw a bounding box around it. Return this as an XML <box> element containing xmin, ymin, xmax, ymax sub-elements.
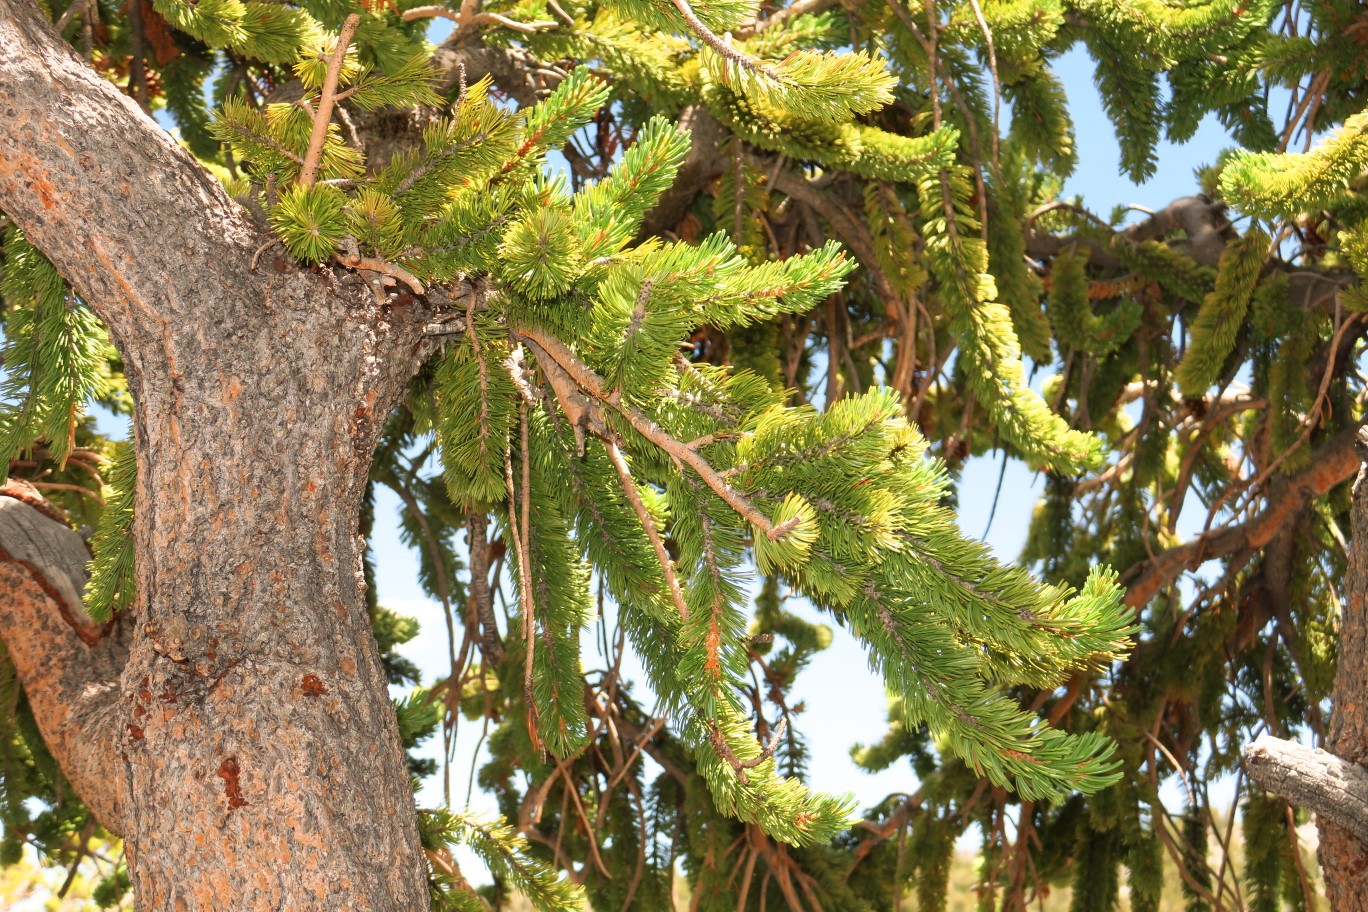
<box><xmin>5</xmin><ymin>0</ymin><xmax>1364</xmax><ymax>908</ymax></box>
<box><xmin>84</xmin><ymin>441</ymin><xmax>137</xmax><ymax>622</ymax></box>
<box><xmin>0</xmin><ymin>227</ymin><xmax>112</xmax><ymax>474</ymax></box>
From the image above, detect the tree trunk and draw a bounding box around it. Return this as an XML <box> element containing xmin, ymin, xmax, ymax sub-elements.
<box><xmin>1319</xmin><ymin>426</ymin><xmax>1368</xmax><ymax>908</ymax></box>
<box><xmin>1244</xmin><ymin>427</ymin><xmax>1368</xmax><ymax>907</ymax></box>
<box><xmin>0</xmin><ymin>4</ymin><xmax>440</xmax><ymax>909</ymax></box>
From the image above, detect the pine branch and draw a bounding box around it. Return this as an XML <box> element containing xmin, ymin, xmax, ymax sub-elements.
<box><xmin>402</xmin><ymin>4</ymin><xmax>558</xmax><ymax>35</ymax></box>
<box><xmin>299</xmin><ymin>13</ymin><xmax>360</xmax><ymax>190</ymax></box>
<box><xmin>518</xmin><ymin>328</ymin><xmax>793</xmax><ymax>543</ymax></box>
<box><xmin>603</xmin><ymin>439</ymin><xmax>691</xmax><ymax>622</ymax></box>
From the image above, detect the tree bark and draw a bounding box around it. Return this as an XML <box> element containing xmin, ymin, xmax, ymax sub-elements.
<box><xmin>1317</xmin><ymin>426</ymin><xmax>1368</xmax><ymax>909</ymax></box>
<box><xmin>0</xmin><ymin>3</ymin><xmax>439</xmax><ymax>909</ymax></box>
<box><xmin>0</xmin><ymin>481</ymin><xmax>127</xmax><ymax>832</ymax></box>
<box><xmin>1249</xmin><ymin>427</ymin><xmax>1368</xmax><ymax>907</ymax></box>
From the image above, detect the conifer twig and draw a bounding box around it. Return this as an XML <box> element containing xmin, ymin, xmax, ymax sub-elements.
<box><xmin>518</xmin><ymin>328</ymin><xmax>793</xmax><ymax>542</ymax></box>
<box><xmin>466</xmin><ymin>509</ymin><xmax>504</xmax><ymax>663</ymax></box>
<box><xmin>502</xmin><ymin>399</ymin><xmax>540</xmax><ymax>752</ymax></box>
<box><xmin>734</xmin><ymin>0</ymin><xmax>838</xmax><ymax>37</ymax></box>
<box><xmin>665</xmin><ymin>0</ymin><xmax>780</xmax><ymax>81</ymax></box>
<box><xmin>603</xmin><ymin>439</ymin><xmax>691</xmax><ymax>623</ymax></box>
<box><xmin>402</xmin><ymin>5</ymin><xmax>557</xmax><ymax>34</ymax></box>
<box><xmin>508</xmin><ymin>398</ymin><xmax>541</xmax><ymax>752</ymax></box>
<box><xmin>337</xmin><ymin>242</ymin><xmax>426</xmax><ymax>295</ymax></box>
<box><xmin>298</xmin><ymin>13</ymin><xmax>360</xmax><ymax>190</ymax></box>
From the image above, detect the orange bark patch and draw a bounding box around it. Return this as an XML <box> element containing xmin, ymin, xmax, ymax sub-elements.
<box><xmin>704</xmin><ymin>621</ymin><xmax>722</xmax><ymax>678</ymax></box>
<box><xmin>217</xmin><ymin>756</ymin><xmax>247</xmax><ymax>809</ymax></box>
<box><xmin>24</xmin><ymin>167</ymin><xmax>58</xmax><ymax>210</ymax></box>
<box><xmin>300</xmin><ymin>674</ymin><xmax>327</xmax><ymax>697</ymax></box>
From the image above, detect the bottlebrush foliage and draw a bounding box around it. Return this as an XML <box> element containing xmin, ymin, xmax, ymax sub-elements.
<box><xmin>5</xmin><ymin>0</ymin><xmax>1367</xmax><ymax>909</ymax></box>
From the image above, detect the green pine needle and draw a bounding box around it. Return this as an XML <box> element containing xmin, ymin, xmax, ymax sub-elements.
<box><xmin>269</xmin><ymin>184</ymin><xmax>349</xmax><ymax>263</ymax></box>
<box><xmin>84</xmin><ymin>441</ymin><xmax>137</xmax><ymax>622</ymax></box>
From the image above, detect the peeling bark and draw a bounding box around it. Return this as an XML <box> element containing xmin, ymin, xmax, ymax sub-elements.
<box><xmin>0</xmin><ymin>3</ymin><xmax>438</xmax><ymax>909</ymax></box>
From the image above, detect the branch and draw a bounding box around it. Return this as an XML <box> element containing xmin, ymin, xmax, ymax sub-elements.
<box><xmin>1244</xmin><ymin>734</ymin><xmax>1368</xmax><ymax>845</ymax></box>
<box><xmin>666</xmin><ymin>0</ymin><xmax>780</xmax><ymax>80</ymax></box>
<box><xmin>402</xmin><ymin>5</ymin><xmax>557</xmax><ymax>35</ymax></box>
<box><xmin>772</xmin><ymin>168</ymin><xmax>901</xmax><ymax>303</ymax></box>
<box><xmin>603</xmin><ymin>440</ymin><xmax>692</xmax><ymax>623</ymax></box>
<box><xmin>338</xmin><ymin>239</ymin><xmax>425</xmax><ymax>294</ymax></box>
<box><xmin>1122</xmin><ymin>422</ymin><xmax>1363</xmax><ymax>607</ymax></box>
<box><xmin>299</xmin><ymin>13</ymin><xmax>360</xmax><ymax>190</ymax></box>
<box><xmin>733</xmin><ymin>0</ymin><xmax>839</xmax><ymax>37</ymax></box>
<box><xmin>518</xmin><ymin>328</ymin><xmax>793</xmax><ymax>541</ymax></box>
<box><xmin>1122</xmin><ymin>194</ymin><xmax>1235</xmax><ymax>269</ymax></box>
<box><xmin>0</xmin><ymin>481</ymin><xmax>128</xmax><ymax>834</ymax></box>
<box><xmin>0</xmin><ymin>0</ymin><xmax>271</xmax><ymax>341</ymax></box>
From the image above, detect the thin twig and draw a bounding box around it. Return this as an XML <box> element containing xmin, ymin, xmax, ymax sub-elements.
<box><xmin>402</xmin><ymin>5</ymin><xmax>557</xmax><ymax>34</ymax></box>
<box><xmin>503</xmin><ymin>397</ymin><xmax>540</xmax><ymax>752</ymax></box>
<box><xmin>519</xmin><ymin>328</ymin><xmax>791</xmax><ymax>541</ymax></box>
<box><xmin>966</xmin><ymin>0</ymin><xmax>1001</xmax><ymax>172</ymax></box>
<box><xmin>667</xmin><ymin>0</ymin><xmax>780</xmax><ymax>81</ymax></box>
<box><xmin>604</xmin><ymin>440</ymin><xmax>692</xmax><ymax>623</ymax></box>
<box><xmin>337</xmin><ymin>244</ymin><xmax>426</xmax><ymax>294</ymax></box>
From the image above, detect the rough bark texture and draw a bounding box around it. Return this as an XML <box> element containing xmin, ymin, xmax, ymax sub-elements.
<box><xmin>1244</xmin><ymin>734</ymin><xmax>1368</xmax><ymax>845</ymax></box>
<box><xmin>0</xmin><ymin>481</ymin><xmax>127</xmax><ymax>831</ymax></box>
<box><xmin>1319</xmin><ymin>427</ymin><xmax>1368</xmax><ymax>910</ymax></box>
<box><xmin>0</xmin><ymin>3</ymin><xmax>438</xmax><ymax>909</ymax></box>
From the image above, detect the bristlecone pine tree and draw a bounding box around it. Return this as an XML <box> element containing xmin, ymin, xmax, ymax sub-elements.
<box><xmin>2</xmin><ymin>0</ymin><xmax>1368</xmax><ymax>909</ymax></box>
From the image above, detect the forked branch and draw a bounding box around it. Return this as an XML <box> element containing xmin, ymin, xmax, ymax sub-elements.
<box><xmin>517</xmin><ymin>327</ymin><xmax>792</xmax><ymax>541</ymax></box>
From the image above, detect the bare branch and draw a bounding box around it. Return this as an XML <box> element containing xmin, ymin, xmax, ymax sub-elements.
<box><xmin>0</xmin><ymin>482</ymin><xmax>128</xmax><ymax>833</ymax></box>
<box><xmin>1244</xmin><ymin>735</ymin><xmax>1368</xmax><ymax>845</ymax></box>
<box><xmin>299</xmin><ymin>13</ymin><xmax>361</xmax><ymax>190</ymax></box>
<box><xmin>603</xmin><ymin>440</ymin><xmax>692</xmax><ymax>623</ymax></box>
<box><xmin>1122</xmin><ymin>422</ymin><xmax>1363</xmax><ymax>607</ymax></box>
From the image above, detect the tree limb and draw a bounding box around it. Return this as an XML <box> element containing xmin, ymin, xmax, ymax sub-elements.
<box><xmin>1244</xmin><ymin>734</ymin><xmax>1368</xmax><ymax>845</ymax></box>
<box><xmin>1122</xmin><ymin>422</ymin><xmax>1363</xmax><ymax>607</ymax></box>
<box><xmin>298</xmin><ymin>13</ymin><xmax>360</xmax><ymax>190</ymax></box>
<box><xmin>0</xmin><ymin>0</ymin><xmax>276</xmax><ymax>344</ymax></box>
<box><xmin>0</xmin><ymin>481</ymin><xmax>128</xmax><ymax>834</ymax></box>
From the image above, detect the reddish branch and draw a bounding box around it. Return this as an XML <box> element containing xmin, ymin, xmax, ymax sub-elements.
<box><xmin>0</xmin><ymin>482</ymin><xmax>128</xmax><ymax>833</ymax></box>
<box><xmin>1122</xmin><ymin>423</ymin><xmax>1363</xmax><ymax>608</ymax></box>
<box><xmin>298</xmin><ymin>13</ymin><xmax>360</xmax><ymax>190</ymax></box>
